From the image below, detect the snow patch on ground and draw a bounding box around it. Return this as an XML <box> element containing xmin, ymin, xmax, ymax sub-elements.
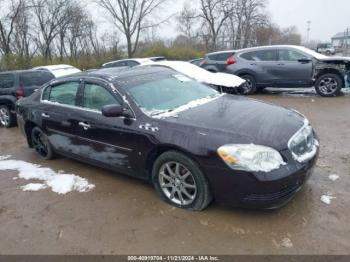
<box><xmin>0</xmin><ymin>155</ymin><xmax>11</xmax><ymax>160</ymax></box>
<box><xmin>150</xmin><ymin>61</ymin><xmax>246</xmax><ymax>88</ymax></box>
<box><xmin>328</xmin><ymin>174</ymin><xmax>339</xmax><ymax>181</ymax></box>
<box><xmin>0</xmin><ymin>156</ymin><xmax>95</xmax><ymax>194</ymax></box>
<box><xmin>321</xmin><ymin>194</ymin><xmax>336</xmax><ymax>205</ymax></box>
<box><xmin>21</xmin><ymin>183</ymin><xmax>47</xmax><ymax>192</ymax></box>
<box><xmin>280</xmin><ymin>238</ymin><xmax>293</xmax><ymax>248</ymax></box>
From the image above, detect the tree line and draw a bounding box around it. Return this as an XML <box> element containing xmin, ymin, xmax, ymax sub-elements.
<box><xmin>0</xmin><ymin>0</ymin><xmax>302</xmax><ymax>70</ymax></box>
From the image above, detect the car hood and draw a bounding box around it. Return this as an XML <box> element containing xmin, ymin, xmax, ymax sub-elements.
<box><xmin>154</xmin><ymin>95</ymin><xmax>305</xmax><ymax>151</ymax></box>
<box><xmin>318</xmin><ymin>56</ymin><xmax>350</xmax><ymax>63</ymax></box>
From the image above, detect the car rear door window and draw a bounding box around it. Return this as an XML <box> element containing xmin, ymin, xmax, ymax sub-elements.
<box><xmin>0</xmin><ymin>73</ymin><xmax>15</xmax><ymax>89</ymax></box>
<box><xmin>47</xmin><ymin>82</ymin><xmax>79</xmax><ymax>106</ymax></box>
<box><xmin>127</xmin><ymin>61</ymin><xmax>139</xmax><ymax>67</ymax></box>
<box><xmin>19</xmin><ymin>71</ymin><xmax>54</xmax><ymax>87</ymax></box>
<box><xmin>241</xmin><ymin>50</ymin><xmax>277</xmax><ymax>61</ymax></box>
<box><xmin>216</xmin><ymin>52</ymin><xmax>234</xmax><ymax>61</ymax></box>
<box><xmin>83</xmin><ymin>83</ymin><xmax>120</xmax><ymax>112</ymax></box>
<box><xmin>278</xmin><ymin>50</ymin><xmax>308</xmax><ymax>61</ymax></box>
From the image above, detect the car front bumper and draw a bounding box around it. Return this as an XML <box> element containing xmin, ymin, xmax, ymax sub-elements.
<box><xmin>202</xmin><ymin>147</ymin><xmax>319</xmax><ymax>209</ymax></box>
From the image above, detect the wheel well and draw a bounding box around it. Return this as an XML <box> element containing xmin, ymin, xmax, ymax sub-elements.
<box><xmin>316</xmin><ymin>68</ymin><xmax>345</xmax><ymax>85</ymax></box>
<box><xmin>145</xmin><ymin>145</ymin><xmax>201</xmax><ymax>180</ymax></box>
<box><xmin>24</xmin><ymin>121</ymin><xmax>37</xmax><ymax>147</ymax></box>
<box><xmin>238</xmin><ymin>72</ymin><xmax>254</xmax><ymax>78</ymax></box>
<box><xmin>0</xmin><ymin>100</ymin><xmax>15</xmax><ymax>110</ymax></box>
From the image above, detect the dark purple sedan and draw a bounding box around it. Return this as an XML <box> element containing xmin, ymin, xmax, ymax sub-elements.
<box><xmin>16</xmin><ymin>66</ymin><xmax>319</xmax><ymax>210</ymax></box>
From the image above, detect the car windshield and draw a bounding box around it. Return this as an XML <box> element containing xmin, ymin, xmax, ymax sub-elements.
<box><xmin>126</xmin><ymin>74</ymin><xmax>219</xmax><ymax>116</ymax></box>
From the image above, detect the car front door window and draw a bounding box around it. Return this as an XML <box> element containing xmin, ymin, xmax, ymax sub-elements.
<box><xmin>82</xmin><ymin>83</ymin><xmax>120</xmax><ymax>112</ymax></box>
<box><xmin>278</xmin><ymin>50</ymin><xmax>308</xmax><ymax>62</ymax></box>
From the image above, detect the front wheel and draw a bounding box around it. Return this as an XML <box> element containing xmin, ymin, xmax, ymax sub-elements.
<box><xmin>239</xmin><ymin>75</ymin><xmax>257</xmax><ymax>95</ymax></box>
<box><xmin>31</xmin><ymin>127</ymin><xmax>55</xmax><ymax>160</ymax></box>
<box><xmin>315</xmin><ymin>74</ymin><xmax>343</xmax><ymax>97</ymax></box>
<box><xmin>152</xmin><ymin>151</ymin><xmax>212</xmax><ymax>211</ymax></box>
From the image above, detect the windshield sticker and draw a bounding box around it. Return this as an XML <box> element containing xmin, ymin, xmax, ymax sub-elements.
<box><xmin>173</xmin><ymin>74</ymin><xmax>191</xmax><ymax>82</ymax></box>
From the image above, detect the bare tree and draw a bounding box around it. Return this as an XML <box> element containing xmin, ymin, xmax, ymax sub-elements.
<box><xmin>0</xmin><ymin>0</ymin><xmax>26</xmax><ymax>55</ymax></box>
<box><xmin>199</xmin><ymin>0</ymin><xmax>232</xmax><ymax>51</ymax></box>
<box><xmin>96</xmin><ymin>0</ymin><xmax>169</xmax><ymax>58</ymax></box>
<box><xmin>177</xmin><ymin>3</ymin><xmax>198</xmax><ymax>42</ymax></box>
<box><xmin>31</xmin><ymin>0</ymin><xmax>74</xmax><ymax>61</ymax></box>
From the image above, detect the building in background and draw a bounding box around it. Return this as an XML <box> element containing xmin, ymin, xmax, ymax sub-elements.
<box><xmin>331</xmin><ymin>30</ymin><xmax>350</xmax><ymax>55</ymax></box>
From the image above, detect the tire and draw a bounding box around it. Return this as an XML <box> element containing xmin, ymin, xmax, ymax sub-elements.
<box><xmin>326</xmin><ymin>50</ymin><xmax>331</xmax><ymax>56</ymax></box>
<box><xmin>239</xmin><ymin>74</ymin><xmax>257</xmax><ymax>95</ymax></box>
<box><xmin>315</xmin><ymin>73</ymin><xmax>343</xmax><ymax>97</ymax></box>
<box><xmin>31</xmin><ymin>127</ymin><xmax>55</xmax><ymax>160</ymax></box>
<box><xmin>152</xmin><ymin>151</ymin><xmax>212</xmax><ymax>211</ymax></box>
<box><xmin>0</xmin><ymin>105</ymin><xmax>16</xmax><ymax>128</ymax></box>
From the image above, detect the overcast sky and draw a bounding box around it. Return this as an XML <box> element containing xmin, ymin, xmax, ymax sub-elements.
<box><xmin>89</xmin><ymin>0</ymin><xmax>350</xmax><ymax>42</ymax></box>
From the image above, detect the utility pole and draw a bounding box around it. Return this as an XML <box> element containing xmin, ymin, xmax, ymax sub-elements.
<box><xmin>346</xmin><ymin>28</ymin><xmax>349</xmax><ymax>56</ymax></box>
<box><xmin>307</xmin><ymin>20</ymin><xmax>311</xmax><ymax>44</ymax></box>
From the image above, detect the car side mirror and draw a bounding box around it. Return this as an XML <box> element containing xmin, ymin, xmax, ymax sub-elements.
<box><xmin>298</xmin><ymin>58</ymin><xmax>312</xmax><ymax>64</ymax></box>
<box><xmin>102</xmin><ymin>104</ymin><xmax>125</xmax><ymax>118</ymax></box>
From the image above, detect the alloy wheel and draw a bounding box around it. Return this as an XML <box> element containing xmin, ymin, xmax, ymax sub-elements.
<box><xmin>318</xmin><ymin>77</ymin><xmax>339</xmax><ymax>95</ymax></box>
<box><xmin>0</xmin><ymin>108</ymin><xmax>10</xmax><ymax>126</ymax></box>
<box><xmin>241</xmin><ymin>78</ymin><xmax>253</xmax><ymax>94</ymax></box>
<box><xmin>32</xmin><ymin>129</ymin><xmax>49</xmax><ymax>158</ymax></box>
<box><xmin>158</xmin><ymin>161</ymin><xmax>197</xmax><ymax>206</ymax></box>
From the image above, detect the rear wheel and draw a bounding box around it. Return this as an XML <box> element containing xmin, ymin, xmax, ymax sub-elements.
<box><xmin>31</xmin><ymin>127</ymin><xmax>55</xmax><ymax>160</ymax></box>
<box><xmin>315</xmin><ymin>73</ymin><xmax>343</xmax><ymax>97</ymax></box>
<box><xmin>0</xmin><ymin>105</ymin><xmax>16</xmax><ymax>128</ymax></box>
<box><xmin>152</xmin><ymin>151</ymin><xmax>212</xmax><ymax>211</ymax></box>
<box><xmin>239</xmin><ymin>75</ymin><xmax>257</xmax><ymax>95</ymax></box>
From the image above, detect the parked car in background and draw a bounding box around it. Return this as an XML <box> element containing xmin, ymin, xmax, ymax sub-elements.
<box><xmin>0</xmin><ymin>70</ymin><xmax>55</xmax><ymax>127</ymax></box>
<box><xmin>316</xmin><ymin>43</ymin><xmax>336</xmax><ymax>56</ymax></box>
<box><xmin>200</xmin><ymin>50</ymin><xmax>236</xmax><ymax>72</ymax></box>
<box><xmin>102</xmin><ymin>57</ymin><xmax>166</xmax><ymax>68</ymax></box>
<box><xmin>16</xmin><ymin>66</ymin><xmax>319</xmax><ymax>210</ymax></box>
<box><xmin>33</xmin><ymin>64</ymin><xmax>81</xmax><ymax>78</ymax></box>
<box><xmin>225</xmin><ymin>45</ymin><xmax>350</xmax><ymax>97</ymax></box>
<box><xmin>189</xmin><ymin>58</ymin><xmax>204</xmax><ymax>66</ymax></box>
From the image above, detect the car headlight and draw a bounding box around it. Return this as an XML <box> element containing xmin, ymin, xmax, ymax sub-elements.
<box><xmin>217</xmin><ymin>144</ymin><xmax>286</xmax><ymax>173</ymax></box>
<box><xmin>288</xmin><ymin>119</ymin><xmax>319</xmax><ymax>163</ymax></box>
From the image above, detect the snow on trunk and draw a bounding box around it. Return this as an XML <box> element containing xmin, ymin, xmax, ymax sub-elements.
<box><xmin>149</xmin><ymin>61</ymin><xmax>246</xmax><ymax>88</ymax></box>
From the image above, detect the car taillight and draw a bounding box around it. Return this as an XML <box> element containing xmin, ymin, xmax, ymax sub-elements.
<box><xmin>200</xmin><ymin>60</ymin><xmax>208</xmax><ymax>66</ymax></box>
<box><xmin>227</xmin><ymin>55</ymin><xmax>236</xmax><ymax>65</ymax></box>
<box><xmin>16</xmin><ymin>89</ymin><xmax>25</xmax><ymax>99</ymax></box>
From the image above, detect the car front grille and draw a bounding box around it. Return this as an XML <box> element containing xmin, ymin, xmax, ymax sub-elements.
<box><xmin>244</xmin><ymin>184</ymin><xmax>300</xmax><ymax>202</ymax></box>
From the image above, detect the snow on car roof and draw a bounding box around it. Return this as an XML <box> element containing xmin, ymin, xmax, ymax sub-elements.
<box><xmin>148</xmin><ymin>61</ymin><xmax>246</xmax><ymax>88</ymax></box>
<box><xmin>102</xmin><ymin>58</ymin><xmax>153</xmax><ymax>67</ymax></box>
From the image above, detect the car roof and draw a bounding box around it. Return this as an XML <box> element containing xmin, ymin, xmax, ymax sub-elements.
<box><xmin>235</xmin><ymin>45</ymin><xmax>308</xmax><ymax>53</ymax></box>
<box><xmin>68</xmin><ymin>66</ymin><xmax>175</xmax><ymax>82</ymax></box>
<box><xmin>0</xmin><ymin>69</ymin><xmax>51</xmax><ymax>74</ymax></box>
<box><xmin>206</xmin><ymin>50</ymin><xmax>236</xmax><ymax>56</ymax></box>
<box><xmin>33</xmin><ymin>64</ymin><xmax>78</xmax><ymax>70</ymax></box>
<box><xmin>102</xmin><ymin>58</ymin><xmax>153</xmax><ymax>67</ymax></box>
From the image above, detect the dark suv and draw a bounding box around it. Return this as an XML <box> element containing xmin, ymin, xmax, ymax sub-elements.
<box><xmin>200</xmin><ymin>51</ymin><xmax>236</xmax><ymax>72</ymax></box>
<box><xmin>0</xmin><ymin>70</ymin><xmax>55</xmax><ymax>127</ymax></box>
<box><xmin>224</xmin><ymin>45</ymin><xmax>350</xmax><ymax>97</ymax></box>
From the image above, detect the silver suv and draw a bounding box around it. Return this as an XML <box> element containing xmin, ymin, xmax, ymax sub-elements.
<box><xmin>225</xmin><ymin>45</ymin><xmax>350</xmax><ymax>97</ymax></box>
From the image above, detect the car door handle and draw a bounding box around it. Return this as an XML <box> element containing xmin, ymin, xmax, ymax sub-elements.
<box><xmin>79</xmin><ymin>122</ymin><xmax>91</xmax><ymax>130</ymax></box>
<box><xmin>250</xmin><ymin>63</ymin><xmax>257</xmax><ymax>66</ymax></box>
<box><xmin>277</xmin><ymin>63</ymin><xmax>285</xmax><ymax>66</ymax></box>
<box><xmin>41</xmin><ymin>113</ymin><xmax>50</xmax><ymax>118</ymax></box>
